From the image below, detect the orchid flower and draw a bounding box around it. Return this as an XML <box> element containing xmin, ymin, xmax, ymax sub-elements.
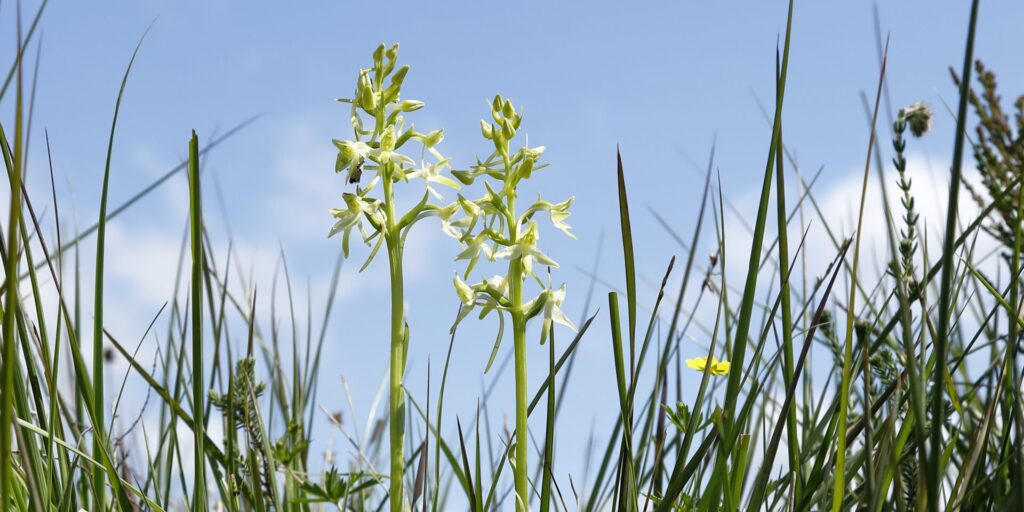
<box><xmin>531</xmin><ymin>284</ymin><xmax>576</xmax><ymax>345</ymax></box>
<box><xmin>521</xmin><ymin>197</ymin><xmax>576</xmax><ymax>238</ymax></box>
<box><xmin>452</xmin><ymin>273</ymin><xmax>510</xmax><ymax>326</ymax></box>
<box><xmin>492</xmin><ymin>221</ymin><xmax>558</xmax><ymax>275</ymax></box>
<box><xmin>406</xmin><ymin>158</ymin><xmax>461</xmax><ymax>200</ymax></box>
<box><xmin>435</xmin><ymin>203</ymin><xmax>463</xmax><ymax>239</ymax></box>
<box><xmin>367</xmin><ymin>126</ymin><xmax>415</xmax><ymax>168</ymax></box>
<box><xmin>455</xmin><ymin>233</ymin><xmax>494</xmax><ymax>276</ymax></box>
<box><xmin>329</xmin><ymin>189</ymin><xmax>384</xmax><ymax>256</ymax></box>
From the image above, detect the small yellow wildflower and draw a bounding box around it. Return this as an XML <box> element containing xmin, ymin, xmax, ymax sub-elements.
<box><xmin>686</xmin><ymin>356</ymin><xmax>730</xmax><ymax>376</ymax></box>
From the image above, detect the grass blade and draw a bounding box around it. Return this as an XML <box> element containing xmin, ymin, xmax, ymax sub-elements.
<box><xmin>188</xmin><ymin>131</ymin><xmax>208</xmax><ymax>510</ymax></box>
<box><xmin>930</xmin><ymin>1</ymin><xmax>981</xmax><ymax>508</ymax></box>
<box><xmin>832</xmin><ymin>36</ymin><xmax>888</xmax><ymax>512</ymax></box>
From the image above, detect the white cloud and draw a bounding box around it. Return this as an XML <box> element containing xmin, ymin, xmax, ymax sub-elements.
<box><xmin>719</xmin><ymin>154</ymin><xmax>991</xmax><ymax>296</ymax></box>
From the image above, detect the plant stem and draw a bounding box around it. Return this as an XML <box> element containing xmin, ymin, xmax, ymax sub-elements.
<box><xmin>509</xmin><ymin>260</ymin><xmax>529</xmax><ymax>511</ymax></box>
<box><xmin>384</xmin><ymin>171</ymin><xmax>406</xmax><ymax>512</ymax></box>
<box><xmin>503</xmin><ymin>178</ymin><xmax>529</xmax><ymax>511</ymax></box>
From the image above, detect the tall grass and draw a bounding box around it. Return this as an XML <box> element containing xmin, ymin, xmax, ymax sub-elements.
<box><xmin>7</xmin><ymin>0</ymin><xmax>1024</xmax><ymax>510</ymax></box>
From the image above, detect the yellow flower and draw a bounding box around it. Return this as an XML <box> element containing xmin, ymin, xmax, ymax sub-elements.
<box><xmin>686</xmin><ymin>356</ymin><xmax>730</xmax><ymax>376</ymax></box>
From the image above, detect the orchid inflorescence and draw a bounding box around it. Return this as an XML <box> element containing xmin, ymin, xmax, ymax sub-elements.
<box><xmin>442</xmin><ymin>93</ymin><xmax>577</xmax><ymax>511</ymax></box>
<box><xmin>327</xmin><ymin>45</ymin><xmax>578</xmax><ymax>511</ymax></box>
<box><xmin>328</xmin><ymin>44</ymin><xmax>463</xmax><ymax>512</ymax></box>
<box><xmin>447</xmin><ymin>94</ymin><xmax>577</xmax><ymax>368</ymax></box>
<box><xmin>329</xmin><ymin>43</ymin><xmax>459</xmax><ymax>264</ymax></box>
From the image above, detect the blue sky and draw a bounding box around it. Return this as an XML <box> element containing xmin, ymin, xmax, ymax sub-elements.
<box><xmin>3</xmin><ymin>0</ymin><xmax>1023</xmax><ymax>499</ymax></box>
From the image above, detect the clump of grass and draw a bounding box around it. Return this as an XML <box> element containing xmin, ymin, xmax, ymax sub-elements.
<box><xmin>13</xmin><ymin>0</ymin><xmax>1024</xmax><ymax>510</ymax></box>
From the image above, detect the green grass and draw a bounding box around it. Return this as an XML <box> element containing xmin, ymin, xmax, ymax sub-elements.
<box><xmin>7</xmin><ymin>0</ymin><xmax>1024</xmax><ymax>510</ymax></box>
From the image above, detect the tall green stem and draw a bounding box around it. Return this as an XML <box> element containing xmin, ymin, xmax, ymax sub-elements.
<box><xmin>509</xmin><ymin>260</ymin><xmax>529</xmax><ymax>511</ymax></box>
<box><xmin>503</xmin><ymin>181</ymin><xmax>529</xmax><ymax>511</ymax></box>
<box><xmin>383</xmin><ymin>171</ymin><xmax>406</xmax><ymax>512</ymax></box>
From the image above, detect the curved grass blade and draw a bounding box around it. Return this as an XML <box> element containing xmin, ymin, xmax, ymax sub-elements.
<box><xmin>90</xmin><ymin>24</ymin><xmax>153</xmax><ymax>508</ymax></box>
<box><xmin>832</xmin><ymin>36</ymin><xmax>888</xmax><ymax>512</ymax></box>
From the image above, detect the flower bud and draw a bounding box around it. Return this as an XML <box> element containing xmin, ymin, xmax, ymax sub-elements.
<box><xmin>480</xmin><ymin>120</ymin><xmax>494</xmax><ymax>140</ymax></box>
<box><xmin>502</xmin><ymin>99</ymin><xmax>515</xmax><ymax>119</ymax></box>
<box><xmin>372</xmin><ymin>44</ymin><xmax>385</xmax><ymax>67</ymax></box>
<box><xmin>501</xmin><ymin>118</ymin><xmax>516</xmax><ymax>140</ymax></box>
<box><xmin>492</xmin><ymin>95</ymin><xmax>504</xmax><ymax>113</ymax></box>
<box><xmin>398</xmin><ymin>100</ymin><xmax>425</xmax><ymax>112</ymax></box>
<box><xmin>380</xmin><ymin>85</ymin><xmax>400</xmax><ymax>105</ymax></box>
<box><xmin>358</xmin><ymin>72</ymin><xmax>376</xmax><ymax>111</ymax></box>
<box><xmin>391</xmin><ymin>65</ymin><xmax>410</xmax><ymax>87</ymax></box>
<box><xmin>452</xmin><ymin>169</ymin><xmax>476</xmax><ymax>185</ymax></box>
<box><xmin>382</xmin><ymin>44</ymin><xmax>399</xmax><ymax>76</ymax></box>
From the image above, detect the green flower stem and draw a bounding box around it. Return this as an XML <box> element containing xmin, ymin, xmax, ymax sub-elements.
<box><xmin>445</xmin><ymin>94</ymin><xmax>567</xmax><ymax>510</ymax></box>
<box><xmin>509</xmin><ymin>260</ymin><xmax>529</xmax><ymax>511</ymax></box>
<box><xmin>383</xmin><ymin>168</ymin><xmax>407</xmax><ymax>512</ymax></box>
<box><xmin>504</xmin><ymin>184</ymin><xmax>531</xmax><ymax>511</ymax></box>
<box><xmin>331</xmin><ymin>45</ymin><xmax>452</xmax><ymax>512</ymax></box>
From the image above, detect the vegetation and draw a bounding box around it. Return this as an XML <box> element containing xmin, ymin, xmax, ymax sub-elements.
<box><xmin>329</xmin><ymin>42</ymin><xmax>456</xmax><ymax>512</ymax></box>
<box><xmin>8</xmin><ymin>0</ymin><xmax>1024</xmax><ymax>510</ymax></box>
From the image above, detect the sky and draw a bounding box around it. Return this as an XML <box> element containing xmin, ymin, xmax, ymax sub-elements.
<box><xmin>2</xmin><ymin>0</ymin><xmax>1023</xmax><ymax>502</ymax></box>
